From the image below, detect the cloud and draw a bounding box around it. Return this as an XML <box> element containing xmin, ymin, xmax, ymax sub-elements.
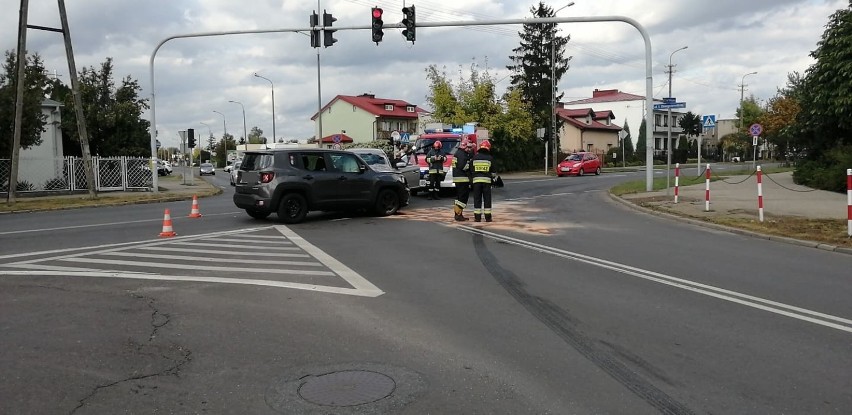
<box><xmin>2</xmin><ymin>0</ymin><xmax>846</xmax><ymax>148</ymax></box>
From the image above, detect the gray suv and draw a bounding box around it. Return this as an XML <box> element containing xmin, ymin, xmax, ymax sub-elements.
<box><xmin>233</xmin><ymin>148</ymin><xmax>410</xmax><ymax>223</ymax></box>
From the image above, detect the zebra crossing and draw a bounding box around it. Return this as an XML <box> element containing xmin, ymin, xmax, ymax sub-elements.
<box><xmin>0</xmin><ymin>225</ymin><xmax>383</xmax><ymax>297</ymax></box>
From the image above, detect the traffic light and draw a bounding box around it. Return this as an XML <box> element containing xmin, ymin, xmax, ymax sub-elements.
<box><xmin>323</xmin><ymin>10</ymin><xmax>337</xmax><ymax>47</ymax></box>
<box><xmin>371</xmin><ymin>7</ymin><xmax>384</xmax><ymax>44</ymax></box>
<box><xmin>309</xmin><ymin>11</ymin><xmax>320</xmax><ymax>48</ymax></box>
<box><xmin>402</xmin><ymin>5</ymin><xmax>416</xmax><ymax>42</ymax></box>
<box><xmin>187</xmin><ymin>128</ymin><xmax>196</xmax><ymax>148</ymax></box>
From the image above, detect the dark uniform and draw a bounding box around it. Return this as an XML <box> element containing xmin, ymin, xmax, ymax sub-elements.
<box><xmin>471</xmin><ymin>141</ymin><xmax>494</xmax><ymax>222</ymax></box>
<box><xmin>451</xmin><ymin>142</ymin><xmax>473</xmax><ymax>221</ymax></box>
<box><xmin>425</xmin><ymin>143</ymin><xmax>446</xmax><ymax>200</ymax></box>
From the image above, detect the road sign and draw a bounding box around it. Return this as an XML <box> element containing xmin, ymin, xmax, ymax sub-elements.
<box><xmin>753</xmin><ymin>136</ymin><xmax>758</xmax><ymax>146</ymax></box>
<box><xmin>401</xmin><ymin>132</ymin><xmax>410</xmax><ymax>143</ymax></box>
<box><xmin>653</xmin><ymin>102</ymin><xmax>686</xmax><ymax>110</ymax></box>
<box><xmin>390</xmin><ymin>131</ymin><xmax>400</xmax><ymax>142</ymax></box>
<box><xmin>333</xmin><ymin>134</ymin><xmax>341</xmax><ymax>144</ymax></box>
<box><xmin>663</xmin><ymin>97</ymin><xmax>676</xmax><ymax>104</ymax></box>
<box><xmin>702</xmin><ymin>115</ymin><xmax>716</xmax><ymax>129</ymax></box>
<box><xmin>156</xmin><ymin>139</ymin><xmax>161</xmax><ymax>149</ymax></box>
<box><xmin>749</xmin><ymin>123</ymin><xmax>763</xmax><ymax>136</ymax></box>
<box><xmin>332</xmin><ymin>143</ymin><xmax>341</xmax><ymax>149</ymax></box>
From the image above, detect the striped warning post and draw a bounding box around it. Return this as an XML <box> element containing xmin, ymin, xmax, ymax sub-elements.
<box><xmin>847</xmin><ymin>169</ymin><xmax>851</xmax><ymax>237</ymax></box>
<box><xmin>757</xmin><ymin>166</ymin><xmax>764</xmax><ymax>223</ymax></box>
<box><xmin>674</xmin><ymin>163</ymin><xmax>680</xmax><ymax>204</ymax></box>
<box><xmin>704</xmin><ymin>164</ymin><xmax>711</xmax><ymax>212</ymax></box>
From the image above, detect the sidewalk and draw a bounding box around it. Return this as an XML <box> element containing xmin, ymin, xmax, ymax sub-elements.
<box><xmin>620</xmin><ymin>171</ymin><xmax>847</xmax><ymax>220</ymax></box>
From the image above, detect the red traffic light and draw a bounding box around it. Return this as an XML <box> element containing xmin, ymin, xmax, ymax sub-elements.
<box><xmin>372</xmin><ymin>7</ymin><xmax>383</xmax><ymax>18</ymax></box>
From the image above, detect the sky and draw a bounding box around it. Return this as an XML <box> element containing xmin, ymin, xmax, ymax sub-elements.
<box><xmin>2</xmin><ymin>0</ymin><xmax>845</xmax><ymax>149</ymax></box>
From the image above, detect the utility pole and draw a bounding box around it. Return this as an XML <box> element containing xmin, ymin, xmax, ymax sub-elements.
<box><xmin>58</xmin><ymin>0</ymin><xmax>97</xmax><ymax>198</ymax></box>
<box><xmin>7</xmin><ymin>0</ymin><xmax>29</xmax><ymax>204</ymax></box>
<box><xmin>665</xmin><ymin>46</ymin><xmax>687</xmax><ymax>196</ymax></box>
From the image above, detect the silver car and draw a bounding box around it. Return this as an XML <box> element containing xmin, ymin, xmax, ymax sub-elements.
<box><xmin>350</xmin><ymin>148</ymin><xmax>423</xmax><ymax>195</ymax></box>
<box><xmin>199</xmin><ymin>162</ymin><xmax>215</xmax><ymax>176</ymax></box>
<box><xmin>229</xmin><ymin>161</ymin><xmax>241</xmax><ymax>186</ymax></box>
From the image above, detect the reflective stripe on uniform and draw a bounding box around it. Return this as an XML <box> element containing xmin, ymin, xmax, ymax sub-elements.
<box><xmin>473</xmin><ymin>177</ymin><xmax>491</xmax><ymax>184</ymax></box>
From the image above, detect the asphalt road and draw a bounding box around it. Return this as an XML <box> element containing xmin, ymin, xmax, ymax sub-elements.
<box><xmin>1</xmin><ymin>171</ymin><xmax>850</xmax><ymax>414</ymax></box>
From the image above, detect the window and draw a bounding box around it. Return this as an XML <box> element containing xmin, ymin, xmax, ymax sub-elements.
<box><xmin>406</xmin><ymin>106</ymin><xmax>415</xmax><ymax>113</ymax></box>
<box><xmin>385</xmin><ymin>104</ymin><xmax>394</xmax><ymax>111</ymax></box>
<box><xmin>300</xmin><ymin>154</ymin><xmax>327</xmax><ymax>172</ymax></box>
<box><xmin>655</xmin><ymin>114</ymin><xmax>662</xmax><ymax>126</ymax></box>
<box><xmin>330</xmin><ymin>153</ymin><xmax>361</xmax><ymax>173</ymax></box>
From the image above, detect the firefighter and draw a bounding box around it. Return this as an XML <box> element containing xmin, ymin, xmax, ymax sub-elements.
<box><xmin>451</xmin><ymin>140</ymin><xmax>474</xmax><ymax>221</ymax></box>
<box><xmin>471</xmin><ymin>140</ymin><xmax>495</xmax><ymax>222</ymax></box>
<box><xmin>425</xmin><ymin>141</ymin><xmax>446</xmax><ymax>200</ymax></box>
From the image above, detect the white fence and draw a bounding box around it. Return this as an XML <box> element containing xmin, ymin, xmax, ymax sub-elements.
<box><xmin>0</xmin><ymin>156</ymin><xmax>153</xmax><ymax>194</ymax></box>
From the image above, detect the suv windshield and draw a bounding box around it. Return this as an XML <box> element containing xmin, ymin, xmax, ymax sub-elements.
<box><xmin>241</xmin><ymin>153</ymin><xmax>274</xmax><ymax>171</ymax></box>
<box><xmin>356</xmin><ymin>152</ymin><xmax>388</xmax><ymax>166</ymax></box>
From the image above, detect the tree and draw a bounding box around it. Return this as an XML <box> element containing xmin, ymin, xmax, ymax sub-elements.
<box><xmin>678</xmin><ymin>111</ymin><xmax>702</xmax><ymax>141</ymax></box>
<box><xmin>247</xmin><ymin>126</ymin><xmax>265</xmax><ymax>145</ymax></box>
<box><xmin>0</xmin><ymin>51</ymin><xmax>50</xmax><ymax>157</ymax></box>
<box><xmin>635</xmin><ymin>119</ymin><xmax>647</xmax><ymax>159</ymax></box>
<box><xmin>758</xmin><ymin>86</ymin><xmax>801</xmax><ymax>160</ymax></box>
<box><xmin>621</xmin><ymin>120</ymin><xmax>635</xmax><ymax>160</ymax></box>
<box><xmin>794</xmin><ymin>3</ymin><xmax>852</xmax><ymax>155</ymax></box>
<box><xmin>214</xmin><ymin>133</ymin><xmax>235</xmax><ymax>167</ymax></box>
<box><xmin>506</xmin><ymin>1</ymin><xmax>571</xmax><ymax>152</ymax></box>
<box><xmin>58</xmin><ymin>58</ymin><xmax>150</xmax><ymax>157</ymax></box>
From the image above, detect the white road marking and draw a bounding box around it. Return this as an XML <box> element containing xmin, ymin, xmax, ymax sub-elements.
<box><xmin>169</xmin><ymin>241</ymin><xmax>295</xmax><ymax>250</ymax></box>
<box><xmin>0</xmin><ymin>211</ymin><xmax>245</xmax><ymax>236</ymax></box>
<box><xmin>0</xmin><ymin>270</ymin><xmax>382</xmax><ymax>297</ymax></box>
<box><xmin>458</xmin><ymin>226</ymin><xmax>852</xmax><ymax>334</ymax></box>
<box><xmin>275</xmin><ymin>225</ymin><xmax>383</xmax><ymax>296</ymax></box>
<box><xmin>100</xmin><ymin>251</ymin><xmax>315</xmax><ymax>264</ymax></box>
<box><xmin>1</xmin><ymin>225</ymin><xmax>384</xmax><ymax>297</ymax></box>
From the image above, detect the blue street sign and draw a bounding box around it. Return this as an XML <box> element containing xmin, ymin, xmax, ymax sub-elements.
<box><xmin>333</xmin><ymin>134</ymin><xmax>341</xmax><ymax>143</ymax></box>
<box><xmin>401</xmin><ymin>132</ymin><xmax>410</xmax><ymax>143</ymax></box>
<box><xmin>653</xmin><ymin>102</ymin><xmax>686</xmax><ymax>110</ymax></box>
<box><xmin>702</xmin><ymin>115</ymin><xmax>716</xmax><ymax>129</ymax></box>
<box><xmin>749</xmin><ymin>123</ymin><xmax>763</xmax><ymax>136</ymax></box>
<box><xmin>663</xmin><ymin>97</ymin><xmax>676</xmax><ymax>104</ymax></box>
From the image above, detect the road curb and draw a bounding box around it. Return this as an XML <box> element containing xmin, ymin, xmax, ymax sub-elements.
<box><xmin>608</xmin><ymin>192</ymin><xmax>852</xmax><ymax>257</ymax></box>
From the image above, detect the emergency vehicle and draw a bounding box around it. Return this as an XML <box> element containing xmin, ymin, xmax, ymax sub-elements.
<box><xmin>411</xmin><ymin>124</ymin><xmax>486</xmax><ymax>189</ymax></box>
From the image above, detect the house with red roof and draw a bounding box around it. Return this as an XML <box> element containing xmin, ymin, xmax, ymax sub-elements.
<box><xmin>311</xmin><ymin>93</ymin><xmax>426</xmax><ymax>147</ymax></box>
<box><xmin>562</xmin><ymin>88</ymin><xmax>692</xmax><ymax>157</ymax></box>
<box><xmin>554</xmin><ymin>105</ymin><xmax>622</xmax><ymax>155</ymax></box>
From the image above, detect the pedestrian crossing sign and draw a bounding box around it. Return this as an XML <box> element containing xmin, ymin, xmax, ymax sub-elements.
<box><xmin>702</xmin><ymin>115</ymin><xmax>716</xmax><ymax>129</ymax></box>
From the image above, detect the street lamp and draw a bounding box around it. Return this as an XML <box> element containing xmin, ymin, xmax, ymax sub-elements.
<box><xmin>253</xmin><ymin>73</ymin><xmax>276</xmax><ymax>146</ymax></box>
<box><xmin>199</xmin><ymin>121</ymin><xmax>212</xmax><ymax>149</ymax></box>
<box><xmin>739</xmin><ymin>71</ymin><xmax>757</xmax><ymax>164</ymax></box>
<box><xmin>665</xmin><ymin>45</ymin><xmax>688</xmax><ymax>196</ymax></box>
<box><xmin>550</xmin><ymin>1</ymin><xmax>574</xmax><ymax>174</ymax></box>
<box><xmin>213</xmin><ymin>110</ymin><xmax>227</xmax><ymax>167</ymax></box>
<box><xmin>228</xmin><ymin>100</ymin><xmax>247</xmax><ymax>146</ymax></box>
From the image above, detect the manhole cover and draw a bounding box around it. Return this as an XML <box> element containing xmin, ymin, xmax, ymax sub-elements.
<box><xmin>298</xmin><ymin>370</ymin><xmax>396</xmax><ymax>407</ymax></box>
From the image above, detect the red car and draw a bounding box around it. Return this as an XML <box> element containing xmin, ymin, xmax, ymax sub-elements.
<box><xmin>556</xmin><ymin>152</ymin><xmax>601</xmax><ymax>177</ymax></box>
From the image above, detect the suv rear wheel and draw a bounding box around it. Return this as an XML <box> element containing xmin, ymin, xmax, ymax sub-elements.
<box><xmin>374</xmin><ymin>189</ymin><xmax>400</xmax><ymax>216</ymax></box>
<box><xmin>278</xmin><ymin>193</ymin><xmax>308</xmax><ymax>224</ymax></box>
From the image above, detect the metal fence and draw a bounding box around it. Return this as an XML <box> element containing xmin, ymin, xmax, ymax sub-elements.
<box><xmin>0</xmin><ymin>156</ymin><xmax>153</xmax><ymax>194</ymax></box>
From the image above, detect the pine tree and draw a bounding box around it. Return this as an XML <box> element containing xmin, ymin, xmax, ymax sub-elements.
<box><xmin>506</xmin><ymin>1</ymin><xmax>571</xmax><ymax>152</ymax></box>
<box><xmin>635</xmin><ymin>119</ymin><xmax>647</xmax><ymax>161</ymax></box>
<box><xmin>622</xmin><ymin>120</ymin><xmax>635</xmax><ymax>160</ymax></box>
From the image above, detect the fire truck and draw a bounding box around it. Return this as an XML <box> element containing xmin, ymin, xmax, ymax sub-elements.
<box><xmin>410</xmin><ymin>123</ymin><xmax>487</xmax><ymax>190</ymax></box>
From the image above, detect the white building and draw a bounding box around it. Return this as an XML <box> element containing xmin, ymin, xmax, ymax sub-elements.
<box><xmin>17</xmin><ymin>99</ymin><xmax>64</xmax><ymax>188</ymax></box>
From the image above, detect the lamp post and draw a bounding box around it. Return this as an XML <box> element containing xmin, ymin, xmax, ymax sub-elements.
<box><xmin>739</xmin><ymin>71</ymin><xmax>757</xmax><ymax>163</ymax></box>
<box><xmin>665</xmin><ymin>45</ymin><xmax>687</xmax><ymax>196</ymax></box>
<box><xmin>213</xmin><ymin>110</ymin><xmax>227</xmax><ymax>167</ymax></box>
<box><xmin>199</xmin><ymin>121</ymin><xmax>212</xmax><ymax>150</ymax></box>
<box><xmin>550</xmin><ymin>1</ymin><xmax>574</xmax><ymax>174</ymax></box>
<box><xmin>228</xmin><ymin>100</ymin><xmax>247</xmax><ymax>148</ymax></box>
<box><xmin>253</xmin><ymin>73</ymin><xmax>276</xmax><ymax>146</ymax></box>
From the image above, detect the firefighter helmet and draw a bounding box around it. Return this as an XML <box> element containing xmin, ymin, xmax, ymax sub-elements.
<box><xmin>433</xmin><ymin>141</ymin><xmax>442</xmax><ymax>149</ymax></box>
<box><xmin>479</xmin><ymin>140</ymin><xmax>491</xmax><ymax>151</ymax></box>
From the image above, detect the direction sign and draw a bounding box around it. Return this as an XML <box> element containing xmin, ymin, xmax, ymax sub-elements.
<box><xmin>749</xmin><ymin>123</ymin><xmax>763</xmax><ymax>136</ymax></box>
<box><xmin>702</xmin><ymin>115</ymin><xmax>716</xmax><ymax>129</ymax></box>
<box><xmin>662</xmin><ymin>97</ymin><xmax>676</xmax><ymax>104</ymax></box>
<box><xmin>653</xmin><ymin>102</ymin><xmax>686</xmax><ymax>110</ymax></box>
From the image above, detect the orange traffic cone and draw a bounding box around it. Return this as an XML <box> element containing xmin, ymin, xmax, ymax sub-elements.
<box><xmin>159</xmin><ymin>209</ymin><xmax>177</xmax><ymax>237</ymax></box>
<box><xmin>188</xmin><ymin>195</ymin><xmax>202</xmax><ymax>218</ymax></box>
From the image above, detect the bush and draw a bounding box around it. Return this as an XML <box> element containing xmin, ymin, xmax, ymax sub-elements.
<box><xmin>44</xmin><ymin>177</ymin><xmax>69</xmax><ymax>190</ymax></box>
<box><xmin>792</xmin><ymin>145</ymin><xmax>852</xmax><ymax>193</ymax></box>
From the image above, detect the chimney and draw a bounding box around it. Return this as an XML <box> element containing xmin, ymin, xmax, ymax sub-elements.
<box><xmin>359</xmin><ymin>93</ymin><xmax>376</xmax><ymax>99</ymax></box>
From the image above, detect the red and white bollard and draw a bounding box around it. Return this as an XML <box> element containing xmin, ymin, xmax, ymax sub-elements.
<box><xmin>847</xmin><ymin>168</ymin><xmax>851</xmax><ymax>237</ymax></box>
<box><xmin>674</xmin><ymin>163</ymin><xmax>680</xmax><ymax>204</ymax></box>
<box><xmin>757</xmin><ymin>165</ymin><xmax>764</xmax><ymax>223</ymax></box>
<box><xmin>705</xmin><ymin>164</ymin><xmax>711</xmax><ymax>212</ymax></box>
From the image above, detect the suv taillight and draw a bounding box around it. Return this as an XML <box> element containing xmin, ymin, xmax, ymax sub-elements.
<box><xmin>260</xmin><ymin>172</ymin><xmax>275</xmax><ymax>183</ymax></box>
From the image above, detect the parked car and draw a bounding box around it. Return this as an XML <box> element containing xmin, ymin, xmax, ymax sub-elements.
<box><xmin>349</xmin><ymin>148</ymin><xmax>423</xmax><ymax>195</ymax></box>
<box><xmin>199</xmin><ymin>162</ymin><xmax>215</xmax><ymax>176</ymax></box>
<box><xmin>233</xmin><ymin>148</ymin><xmax>410</xmax><ymax>224</ymax></box>
<box><xmin>229</xmin><ymin>160</ymin><xmax>241</xmax><ymax>186</ymax></box>
<box><xmin>157</xmin><ymin>160</ymin><xmax>173</xmax><ymax>176</ymax></box>
<box><xmin>556</xmin><ymin>152</ymin><xmax>601</xmax><ymax>176</ymax></box>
